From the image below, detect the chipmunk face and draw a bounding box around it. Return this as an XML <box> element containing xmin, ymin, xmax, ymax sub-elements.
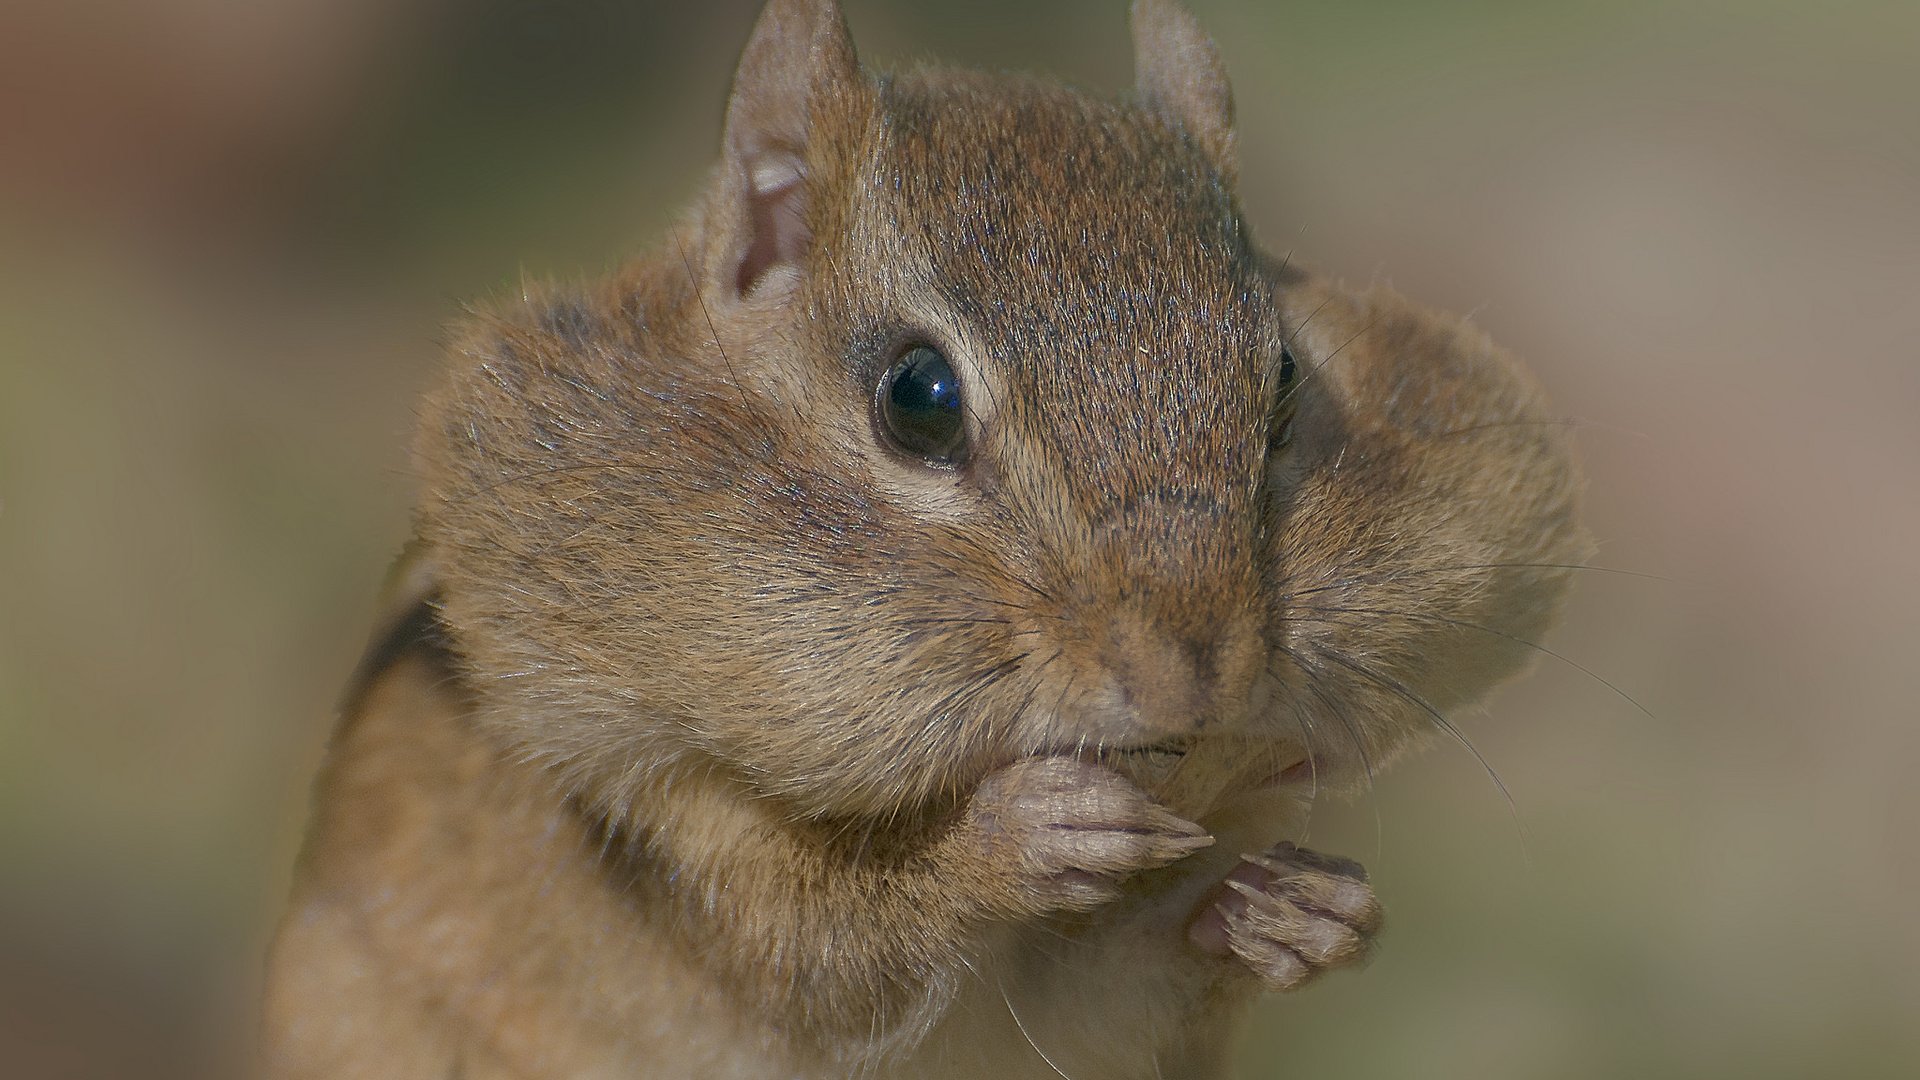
<box><xmin>807</xmin><ymin>76</ymin><xmax>1298</xmax><ymax>800</ymax></box>
<box><xmin>417</xmin><ymin>0</ymin><xmax>1584</xmax><ymax>828</ymax></box>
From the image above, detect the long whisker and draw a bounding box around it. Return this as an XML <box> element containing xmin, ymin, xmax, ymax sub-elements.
<box><xmin>990</xmin><ymin>561</ymin><xmax>1058</xmax><ymax>608</ymax></box>
<box><xmin>1290</xmin><ymin>705</ymin><xmax>1326</xmax><ymax>839</ymax></box>
<box><xmin>1290</xmin><ymin>603</ymin><xmax>1655</xmax><ymax>721</ymax></box>
<box><xmin>1432</xmin><ymin>417</ymin><xmax>1572</xmax><ymax>439</ymax></box>
<box><xmin>1036</xmin><ymin>669</ymin><xmax>1081</xmax><ymax>757</ymax></box>
<box><xmin>1281</xmin><ymin>562</ymin><xmax>1669</xmax><ymax>603</ymax></box>
<box><xmin>942</xmin><ymin>656</ymin><xmax>1025</xmax><ymax>720</ymax></box>
<box><xmin>1276</xmin><ymin>643</ymin><xmax>1383</xmax><ymax>859</ymax></box>
<box><xmin>994</xmin><ymin>967</ymin><xmax>1077</xmax><ymax>1080</ymax></box>
<box><xmin>889</xmin><ymin>655</ymin><xmax>1027</xmax><ymax>811</ymax></box>
<box><xmin>1278</xmin><ymin>644</ymin><xmax>1376</xmax><ymax>794</ymax></box>
<box><xmin>1283</xmin><ymin>295</ymin><xmax>1333</xmax><ymax>356</ymax></box>
<box><xmin>1431</xmin><ymin>415</ymin><xmax>1651</xmax><ymax>441</ymax></box>
<box><xmin>1312</xmin><ymin>646</ymin><xmax>1529</xmax><ymax>861</ymax></box>
<box><xmin>672</xmin><ymin>228</ymin><xmax>779</xmax><ymax>441</ymax></box>
<box><xmin>1278</xmin><ymin>311</ymin><xmax>1381</xmax><ymax>410</ymax></box>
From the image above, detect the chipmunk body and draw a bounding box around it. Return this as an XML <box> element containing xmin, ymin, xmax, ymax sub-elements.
<box><xmin>264</xmin><ymin>2</ymin><xmax>1587</xmax><ymax>1076</ymax></box>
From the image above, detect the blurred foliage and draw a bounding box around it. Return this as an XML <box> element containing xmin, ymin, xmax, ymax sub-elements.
<box><xmin>2</xmin><ymin>0</ymin><xmax>1916</xmax><ymax>1076</ymax></box>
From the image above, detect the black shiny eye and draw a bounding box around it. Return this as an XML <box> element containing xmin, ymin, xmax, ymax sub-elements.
<box><xmin>876</xmin><ymin>344</ymin><xmax>966</xmax><ymax>463</ymax></box>
<box><xmin>1270</xmin><ymin>344</ymin><xmax>1301</xmax><ymax>452</ymax></box>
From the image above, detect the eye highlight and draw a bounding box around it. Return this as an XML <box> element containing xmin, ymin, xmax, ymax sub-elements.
<box><xmin>876</xmin><ymin>344</ymin><xmax>966</xmax><ymax>464</ymax></box>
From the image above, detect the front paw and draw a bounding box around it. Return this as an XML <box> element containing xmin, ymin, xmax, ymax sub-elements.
<box><xmin>969</xmin><ymin>757</ymin><xmax>1213</xmax><ymax>914</ymax></box>
<box><xmin>1187</xmin><ymin>842</ymin><xmax>1382</xmax><ymax>992</ymax></box>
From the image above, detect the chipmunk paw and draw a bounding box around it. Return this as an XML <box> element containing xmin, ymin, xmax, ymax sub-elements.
<box><xmin>970</xmin><ymin>757</ymin><xmax>1213</xmax><ymax>913</ymax></box>
<box><xmin>1187</xmin><ymin>841</ymin><xmax>1382</xmax><ymax>992</ymax></box>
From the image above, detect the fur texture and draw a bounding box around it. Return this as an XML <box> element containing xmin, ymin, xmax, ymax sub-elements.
<box><xmin>264</xmin><ymin>1</ymin><xmax>1587</xmax><ymax>1076</ymax></box>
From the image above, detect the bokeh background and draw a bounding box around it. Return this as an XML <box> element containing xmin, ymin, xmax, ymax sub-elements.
<box><xmin>2</xmin><ymin>1</ymin><xmax>1914</xmax><ymax>1076</ymax></box>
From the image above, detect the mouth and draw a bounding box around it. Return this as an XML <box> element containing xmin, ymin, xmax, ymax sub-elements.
<box><xmin>1053</xmin><ymin>741</ymin><xmax>1317</xmax><ymax>792</ymax></box>
<box><xmin>1100</xmin><ymin>739</ymin><xmax>1193</xmax><ymax>762</ymax></box>
<box><xmin>1087</xmin><ymin>740</ymin><xmax>1194</xmax><ymax>793</ymax></box>
<box><xmin>1102</xmin><ymin>742</ymin><xmax>1315</xmax><ymax>787</ymax></box>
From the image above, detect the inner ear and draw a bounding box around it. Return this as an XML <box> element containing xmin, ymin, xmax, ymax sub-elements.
<box><xmin>717</xmin><ymin>0</ymin><xmax>861</xmax><ymax>300</ymax></box>
<box><xmin>737</xmin><ymin>150</ymin><xmax>809</xmax><ymax>295</ymax></box>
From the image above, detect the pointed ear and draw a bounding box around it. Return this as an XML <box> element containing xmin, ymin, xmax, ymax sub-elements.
<box><xmin>1130</xmin><ymin>0</ymin><xmax>1236</xmax><ymax>184</ymax></box>
<box><xmin>718</xmin><ymin>0</ymin><xmax>861</xmax><ymax>298</ymax></box>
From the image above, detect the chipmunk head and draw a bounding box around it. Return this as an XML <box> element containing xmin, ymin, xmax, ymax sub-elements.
<box><xmin>417</xmin><ymin>0</ymin><xmax>1586</xmax><ymax>827</ymax></box>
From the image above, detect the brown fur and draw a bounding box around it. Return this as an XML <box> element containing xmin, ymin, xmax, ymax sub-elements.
<box><xmin>264</xmin><ymin>1</ymin><xmax>1587</xmax><ymax>1076</ymax></box>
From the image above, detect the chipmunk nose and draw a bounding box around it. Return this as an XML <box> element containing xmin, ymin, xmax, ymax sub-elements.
<box><xmin>1079</xmin><ymin>605</ymin><xmax>1265</xmax><ymax>741</ymax></box>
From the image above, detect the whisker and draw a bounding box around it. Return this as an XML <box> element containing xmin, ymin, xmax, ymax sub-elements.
<box><xmin>958</xmin><ymin>341</ymin><xmax>1000</xmax><ymax>435</ymax></box>
<box><xmin>1282</xmin><ymin>295</ymin><xmax>1332</xmax><ymax>357</ymax></box>
<box><xmin>993</xmin><ymin>564</ymin><xmax>1058</xmax><ymax>608</ymax></box>
<box><xmin>1427</xmin><ymin>416</ymin><xmax>1650</xmax><ymax>441</ymax></box>
<box><xmin>1430</xmin><ymin>417</ymin><xmax>1581</xmax><ymax>438</ymax></box>
<box><xmin>1290</xmin><ymin>603</ymin><xmax>1655</xmax><ymax>721</ymax></box>
<box><xmin>1277</xmin><ymin>310</ymin><xmax>1380</xmax><ymax>411</ymax></box>
<box><xmin>1271</xmin><ymin>220</ymin><xmax>1308</xmax><ymax>282</ymax></box>
<box><xmin>995</xmin><ymin>967</ymin><xmax>1076</xmax><ymax>1080</ymax></box>
<box><xmin>1290</xmin><ymin>706</ymin><xmax>1326</xmax><ymax>839</ymax></box>
<box><xmin>672</xmin><ymin>228</ymin><xmax>776</xmax><ymax>441</ymax></box>
<box><xmin>919</xmin><ymin>655</ymin><xmax>1025</xmax><ymax>735</ymax></box>
<box><xmin>1281</xmin><ymin>561</ymin><xmax>1669</xmax><ymax>603</ymax></box>
<box><xmin>1430</xmin><ymin>415</ymin><xmax>1652</xmax><ymax>441</ymax></box>
<box><xmin>1312</xmin><ymin>646</ymin><xmax>1529</xmax><ymax>862</ymax></box>
<box><xmin>1276</xmin><ymin>643</ymin><xmax>1382</xmax><ymax>858</ymax></box>
<box><xmin>1037</xmin><ymin>671</ymin><xmax>1081</xmax><ymax>757</ymax></box>
<box><xmin>851</xmin><ymin>652</ymin><xmax>1033</xmax><ymax>823</ymax></box>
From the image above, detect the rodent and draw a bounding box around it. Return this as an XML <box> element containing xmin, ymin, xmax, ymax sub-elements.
<box><xmin>261</xmin><ymin>1</ymin><xmax>1588</xmax><ymax>1077</ymax></box>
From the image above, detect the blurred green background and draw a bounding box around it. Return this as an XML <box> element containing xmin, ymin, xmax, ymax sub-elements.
<box><xmin>2</xmin><ymin>1</ymin><xmax>1915</xmax><ymax>1076</ymax></box>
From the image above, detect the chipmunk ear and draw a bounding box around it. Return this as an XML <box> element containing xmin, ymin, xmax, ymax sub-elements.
<box><xmin>1130</xmin><ymin>0</ymin><xmax>1236</xmax><ymax>184</ymax></box>
<box><xmin>718</xmin><ymin>0</ymin><xmax>862</xmax><ymax>298</ymax></box>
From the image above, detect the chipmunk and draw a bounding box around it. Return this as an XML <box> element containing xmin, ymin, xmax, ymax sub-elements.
<box><xmin>262</xmin><ymin>1</ymin><xmax>1587</xmax><ymax>1076</ymax></box>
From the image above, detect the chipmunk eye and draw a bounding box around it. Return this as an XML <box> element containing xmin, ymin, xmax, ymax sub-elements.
<box><xmin>876</xmin><ymin>345</ymin><xmax>966</xmax><ymax>464</ymax></box>
<box><xmin>1270</xmin><ymin>344</ymin><xmax>1301</xmax><ymax>452</ymax></box>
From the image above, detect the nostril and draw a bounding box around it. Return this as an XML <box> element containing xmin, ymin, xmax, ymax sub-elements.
<box><xmin>1076</xmin><ymin>670</ymin><xmax>1205</xmax><ymax>744</ymax></box>
<box><xmin>1059</xmin><ymin>603</ymin><xmax>1267</xmax><ymax>743</ymax></box>
<box><xmin>1090</xmin><ymin>611</ymin><xmax>1214</xmax><ymax>737</ymax></box>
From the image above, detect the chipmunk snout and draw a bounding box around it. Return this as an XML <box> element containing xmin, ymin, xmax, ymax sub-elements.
<box><xmin>1073</xmin><ymin>605</ymin><xmax>1265</xmax><ymax>743</ymax></box>
<box><xmin>1043</xmin><ymin>490</ymin><xmax>1267</xmax><ymax>743</ymax></box>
